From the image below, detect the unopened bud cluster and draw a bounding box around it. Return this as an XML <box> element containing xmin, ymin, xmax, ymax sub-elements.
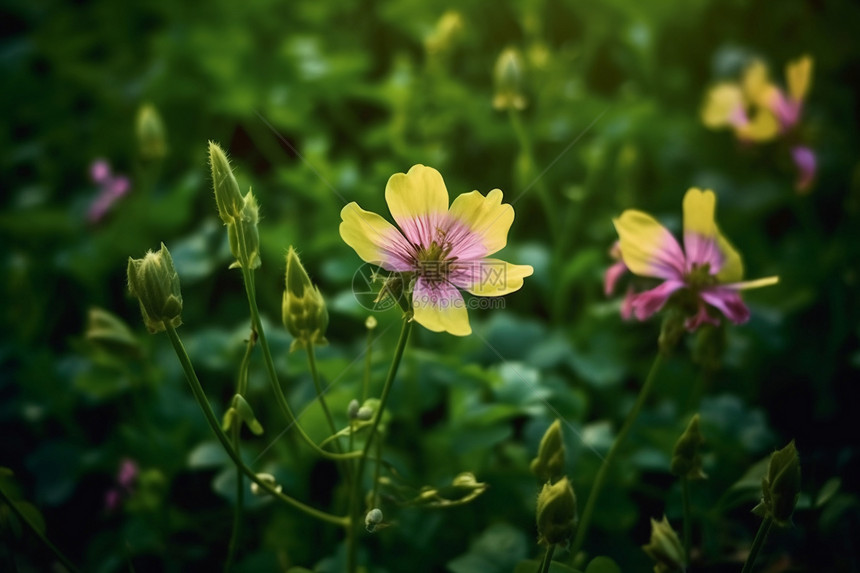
<box><xmin>671</xmin><ymin>414</ymin><xmax>706</xmax><ymax>480</ymax></box>
<box><xmin>530</xmin><ymin>419</ymin><xmax>565</xmax><ymax>483</ymax></box>
<box><xmin>282</xmin><ymin>247</ymin><xmax>328</xmax><ymax>351</ymax></box>
<box><xmin>136</xmin><ymin>103</ymin><xmax>167</xmax><ymax>161</ymax></box>
<box><xmin>536</xmin><ymin>476</ymin><xmax>578</xmax><ymax>546</ymax></box>
<box><xmin>493</xmin><ymin>47</ymin><xmax>527</xmax><ymax>111</ymax></box>
<box><xmin>209</xmin><ymin>141</ymin><xmax>260</xmax><ymax>270</ymax></box>
<box><xmin>127</xmin><ymin>243</ymin><xmax>183</xmax><ymax>333</ymax></box>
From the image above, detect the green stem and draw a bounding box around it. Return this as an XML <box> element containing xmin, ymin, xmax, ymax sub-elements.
<box><xmin>538</xmin><ymin>544</ymin><xmax>556</xmax><ymax>573</ymax></box>
<box><xmin>0</xmin><ymin>487</ymin><xmax>80</xmax><ymax>573</ymax></box>
<box><xmin>681</xmin><ymin>476</ymin><xmax>692</xmax><ymax>565</ymax></box>
<box><xmin>508</xmin><ymin>108</ymin><xmax>558</xmax><ymax>241</ymax></box>
<box><xmin>225</xmin><ymin>332</ymin><xmax>255</xmax><ymax>572</ymax></box>
<box><xmin>363</xmin><ymin>325</ymin><xmax>374</xmax><ymax>401</ymax></box>
<box><xmin>239</xmin><ymin>267</ymin><xmax>359</xmax><ymax>461</ymax></box>
<box><xmin>164</xmin><ymin>322</ymin><xmax>348</xmax><ymax>528</ymax></box>
<box><xmin>305</xmin><ymin>345</ymin><xmax>343</xmax><ymax>454</ymax></box>
<box><xmin>347</xmin><ymin>318</ymin><xmax>412</xmax><ymax>573</ymax></box>
<box><xmin>571</xmin><ymin>352</ymin><xmax>665</xmax><ymax>557</ymax></box>
<box><xmin>740</xmin><ymin>516</ymin><xmax>774</xmax><ymax>573</ymax></box>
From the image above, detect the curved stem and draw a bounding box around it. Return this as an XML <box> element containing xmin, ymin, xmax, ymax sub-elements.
<box><xmin>538</xmin><ymin>544</ymin><xmax>556</xmax><ymax>573</ymax></box>
<box><xmin>347</xmin><ymin>318</ymin><xmax>412</xmax><ymax>573</ymax></box>
<box><xmin>305</xmin><ymin>345</ymin><xmax>343</xmax><ymax>454</ymax></box>
<box><xmin>0</xmin><ymin>487</ymin><xmax>80</xmax><ymax>573</ymax></box>
<box><xmin>681</xmin><ymin>476</ymin><xmax>692</xmax><ymax>565</ymax></box>
<box><xmin>164</xmin><ymin>322</ymin><xmax>348</xmax><ymax>528</ymax></box>
<box><xmin>239</xmin><ymin>267</ymin><xmax>359</xmax><ymax>461</ymax></box>
<box><xmin>571</xmin><ymin>352</ymin><xmax>665</xmax><ymax>557</ymax></box>
<box><xmin>740</xmin><ymin>516</ymin><xmax>774</xmax><ymax>573</ymax></box>
<box><xmin>363</xmin><ymin>325</ymin><xmax>374</xmax><ymax>401</ymax></box>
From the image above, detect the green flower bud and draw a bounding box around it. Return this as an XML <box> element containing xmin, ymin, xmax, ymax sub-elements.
<box><xmin>530</xmin><ymin>419</ymin><xmax>565</xmax><ymax>483</ymax></box>
<box><xmin>536</xmin><ymin>476</ymin><xmax>578</xmax><ymax>546</ymax></box>
<box><xmin>282</xmin><ymin>247</ymin><xmax>329</xmax><ymax>351</ymax></box>
<box><xmin>493</xmin><ymin>47</ymin><xmax>527</xmax><ymax>111</ymax></box>
<box><xmin>136</xmin><ymin>103</ymin><xmax>167</xmax><ymax>161</ymax></box>
<box><xmin>127</xmin><ymin>243</ymin><xmax>183</xmax><ymax>333</ymax></box>
<box><xmin>365</xmin><ymin>508</ymin><xmax>384</xmax><ymax>532</ymax></box>
<box><xmin>753</xmin><ymin>440</ymin><xmax>801</xmax><ymax>526</ymax></box>
<box><xmin>347</xmin><ymin>399</ymin><xmax>361</xmax><ymax>420</ymax></box>
<box><xmin>642</xmin><ymin>515</ymin><xmax>686</xmax><ymax>573</ymax></box>
<box><xmin>250</xmin><ymin>473</ymin><xmax>282</xmax><ymax>497</ymax></box>
<box><xmin>222</xmin><ymin>407</ymin><xmax>237</xmax><ymax>432</ymax></box>
<box><xmin>356</xmin><ymin>405</ymin><xmax>374</xmax><ymax>421</ymax></box>
<box><xmin>425</xmin><ymin>10</ymin><xmax>464</xmax><ymax>56</ymax></box>
<box><xmin>365</xmin><ymin>315</ymin><xmax>378</xmax><ymax>330</ymax></box>
<box><xmin>227</xmin><ymin>190</ymin><xmax>261</xmax><ymax>270</ymax></box>
<box><xmin>670</xmin><ymin>414</ymin><xmax>707</xmax><ymax>480</ymax></box>
<box><xmin>208</xmin><ymin>141</ymin><xmax>244</xmax><ymax>224</ymax></box>
<box><xmin>232</xmin><ymin>394</ymin><xmax>264</xmax><ymax>435</ymax></box>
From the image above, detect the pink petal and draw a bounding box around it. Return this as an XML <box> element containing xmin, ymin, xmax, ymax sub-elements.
<box><xmin>700</xmin><ymin>287</ymin><xmax>750</xmax><ymax>324</ymax></box>
<box><xmin>604</xmin><ymin>261</ymin><xmax>628</xmax><ymax>296</ymax></box>
<box><xmin>684</xmin><ymin>299</ymin><xmax>721</xmax><ymax>331</ymax></box>
<box><xmin>683</xmin><ymin>232</ymin><xmax>724</xmax><ymax>275</ymax></box>
<box><xmin>629</xmin><ymin>280</ymin><xmax>685</xmax><ymax>321</ymax></box>
<box><xmin>396</xmin><ymin>213</ymin><xmax>449</xmax><ymax>250</ymax></box>
<box><xmin>90</xmin><ymin>159</ymin><xmax>111</xmax><ymax>183</ymax></box>
<box><xmin>620</xmin><ymin>285</ymin><xmax>636</xmax><ymax>320</ymax></box>
<box><xmin>792</xmin><ymin>146</ymin><xmax>816</xmax><ymax>193</ymax></box>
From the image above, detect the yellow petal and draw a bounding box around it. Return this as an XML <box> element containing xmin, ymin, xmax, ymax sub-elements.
<box><xmin>741</xmin><ymin>59</ymin><xmax>773</xmax><ymax>103</ymax></box>
<box><xmin>701</xmin><ymin>83</ymin><xmax>744</xmax><ymax>129</ymax></box>
<box><xmin>457</xmin><ymin>259</ymin><xmax>534</xmax><ymax>296</ymax></box>
<box><xmin>682</xmin><ymin>188</ymin><xmax>743</xmax><ymax>282</ymax></box>
<box><xmin>726</xmin><ymin>276</ymin><xmax>779</xmax><ymax>290</ymax></box>
<box><xmin>736</xmin><ymin>106</ymin><xmax>780</xmax><ymax>142</ymax></box>
<box><xmin>613</xmin><ymin>210</ymin><xmax>685</xmax><ymax>280</ymax></box>
<box><xmin>412</xmin><ymin>279</ymin><xmax>471</xmax><ymax>336</ymax></box>
<box><xmin>385</xmin><ymin>165</ymin><xmax>449</xmax><ymax>231</ymax></box>
<box><xmin>786</xmin><ymin>55</ymin><xmax>813</xmax><ymax>103</ymax></box>
<box><xmin>447</xmin><ymin>189</ymin><xmax>514</xmax><ymax>258</ymax></box>
<box><xmin>339</xmin><ymin>202</ymin><xmax>413</xmax><ymax>270</ymax></box>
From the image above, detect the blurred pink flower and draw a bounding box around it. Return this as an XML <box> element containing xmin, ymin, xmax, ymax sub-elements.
<box><xmin>88</xmin><ymin>159</ymin><xmax>131</xmax><ymax>223</ymax></box>
<box><xmin>792</xmin><ymin>146</ymin><xmax>817</xmax><ymax>194</ymax></box>
<box><xmin>612</xmin><ymin>188</ymin><xmax>778</xmax><ymax>330</ymax></box>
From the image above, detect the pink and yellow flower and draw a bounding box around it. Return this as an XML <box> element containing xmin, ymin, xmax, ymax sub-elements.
<box><xmin>339</xmin><ymin>165</ymin><xmax>533</xmax><ymax>336</ymax></box>
<box><xmin>701</xmin><ymin>55</ymin><xmax>816</xmax><ymax>191</ymax></box>
<box><xmin>612</xmin><ymin>188</ymin><xmax>778</xmax><ymax>330</ymax></box>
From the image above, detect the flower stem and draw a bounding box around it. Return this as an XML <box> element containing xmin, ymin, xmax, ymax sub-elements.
<box><xmin>305</xmin><ymin>345</ymin><xmax>343</xmax><ymax>454</ymax></box>
<box><xmin>740</xmin><ymin>516</ymin><xmax>774</xmax><ymax>573</ymax></box>
<box><xmin>347</xmin><ymin>318</ymin><xmax>412</xmax><ymax>573</ymax></box>
<box><xmin>0</xmin><ymin>486</ymin><xmax>80</xmax><ymax>573</ymax></box>
<box><xmin>164</xmin><ymin>322</ymin><xmax>348</xmax><ymax>528</ymax></box>
<box><xmin>363</xmin><ymin>325</ymin><xmax>374</xmax><ymax>401</ymax></box>
<box><xmin>239</xmin><ymin>267</ymin><xmax>359</xmax><ymax>461</ymax></box>
<box><xmin>225</xmin><ymin>331</ymin><xmax>255</xmax><ymax>572</ymax></box>
<box><xmin>681</xmin><ymin>476</ymin><xmax>692</xmax><ymax>564</ymax></box>
<box><xmin>538</xmin><ymin>544</ymin><xmax>556</xmax><ymax>573</ymax></box>
<box><xmin>571</xmin><ymin>351</ymin><xmax>665</xmax><ymax>558</ymax></box>
<box><xmin>508</xmin><ymin>108</ymin><xmax>558</xmax><ymax>241</ymax></box>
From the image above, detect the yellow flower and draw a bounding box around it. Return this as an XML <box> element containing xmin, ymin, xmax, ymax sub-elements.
<box><xmin>339</xmin><ymin>165</ymin><xmax>533</xmax><ymax>336</ymax></box>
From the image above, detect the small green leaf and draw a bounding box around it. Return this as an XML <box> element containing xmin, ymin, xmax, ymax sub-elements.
<box><xmin>584</xmin><ymin>556</ymin><xmax>621</xmax><ymax>573</ymax></box>
<box><xmin>816</xmin><ymin>477</ymin><xmax>841</xmax><ymax>508</ymax></box>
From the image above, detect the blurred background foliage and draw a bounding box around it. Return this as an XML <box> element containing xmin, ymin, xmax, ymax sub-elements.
<box><xmin>2</xmin><ymin>0</ymin><xmax>860</xmax><ymax>570</ymax></box>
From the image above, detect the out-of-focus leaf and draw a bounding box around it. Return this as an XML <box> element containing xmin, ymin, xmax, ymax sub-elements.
<box><xmin>447</xmin><ymin>523</ymin><xmax>527</xmax><ymax>573</ymax></box>
<box><xmin>816</xmin><ymin>478</ymin><xmax>841</xmax><ymax>508</ymax></box>
<box><xmin>187</xmin><ymin>441</ymin><xmax>229</xmax><ymax>469</ymax></box>
<box><xmin>513</xmin><ymin>560</ymin><xmax>580</xmax><ymax>573</ymax></box>
<box><xmin>584</xmin><ymin>556</ymin><xmax>621</xmax><ymax>573</ymax></box>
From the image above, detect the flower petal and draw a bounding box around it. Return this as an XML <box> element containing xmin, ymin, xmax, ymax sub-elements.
<box><xmin>791</xmin><ymin>146</ymin><xmax>816</xmax><ymax>193</ymax></box>
<box><xmin>700</xmin><ymin>288</ymin><xmax>750</xmax><ymax>324</ymax></box>
<box><xmin>412</xmin><ymin>278</ymin><xmax>471</xmax><ymax>336</ymax></box>
<box><xmin>446</xmin><ymin>189</ymin><xmax>514</xmax><ymax>259</ymax></box>
<box><xmin>701</xmin><ymin>83</ymin><xmax>745</xmax><ymax>129</ymax></box>
<box><xmin>385</xmin><ymin>165</ymin><xmax>449</xmax><ymax>247</ymax></box>
<box><xmin>450</xmin><ymin>259</ymin><xmax>534</xmax><ymax>297</ymax></box>
<box><xmin>629</xmin><ymin>280</ymin><xmax>685</xmax><ymax>321</ymax></box>
<box><xmin>613</xmin><ymin>210</ymin><xmax>686</xmax><ymax>280</ymax></box>
<box><xmin>339</xmin><ymin>202</ymin><xmax>415</xmax><ymax>271</ymax></box>
<box><xmin>682</xmin><ymin>188</ymin><xmax>743</xmax><ymax>282</ymax></box>
<box><xmin>604</xmin><ymin>260</ymin><xmax>628</xmax><ymax>296</ymax></box>
<box><xmin>736</xmin><ymin>106</ymin><xmax>780</xmax><ymax>142</ymax></box>
<box><xmin>722</xmin><ymin>276</ymin><xmax>779</xmax><ymax>290</ymax></box>
<box><xmin>741</xmin><ymin>60</ymin><xmax>773</xmax><ymax>105</ymax></box>
<box><xmin>786</xmin><ymin>55</ymin><xmax>813</xmax><ymax>104</ymax></box>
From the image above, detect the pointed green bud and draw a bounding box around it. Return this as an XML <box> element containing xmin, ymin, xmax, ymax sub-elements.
<box><xmin>136</xmin><ymin>103</ymin><xmax>167</xmax><ymax>161</ymax></box>
<box><xmin>127</xmin><ymin>243</ymin><xmax>182</xmax><ymax>333</ymax></box>
<box><xmin>250</xmin><ymin>473</ymin><xmax>282</xmax><ymax>496</ymax></box>
<box><xmin>222</xmin><ymin>407</ymin><xmax>237</xmax><ymax>432</ymax></box>
<box><xmin>530</xmin><ymin>419</ymin><xmax>565</xmax><ymax>483</ymax></box>
<box><xmin>84</xmin><ymin>307</ymin><xmax>140</xmax><ymax>356</ymax></box>
<box><xmin>642</xmin><ymin>516</ymin><xmax>686</xmax><ymax>572</ymax></box>
<box><xmin>671</xmin><ymin>414</ymin><xmax>707</xmax><ymax>480</ymax></box>
<box><xmin>425</xmin><ymin>10</ymin><xmax>464</xmax><ymax>56</ymax></box>
<box><xmin>536</xmin><ymin>476</ymin><xmax>578</xmax><ymax>546</ymax></box>
<box><xmin>365</xmin><ymin>508</ymin><xmax>384</xmax><ymax>532</ymax></box>
<box><xmin>282</xmin><ymin>247</ymin><xmax>329</xmax><ymax>350</ymax></box>
<box><xmin>209</xmin><ymin>141</ymin><xmax>244</xmax><ymax>224</ymax></box>
<box><xmin>226</xmin><ymin>190</ymin><xmax>261</xmax><ymax>270</ymax></box>
<box><xmin>753</xmin><ymin>440</ymin><xmax>801</xmax><ymax>526</ymax></box>
<box><xmin>493</xmin><ymin>47</ymin><xmax>527</xmax><ymax>111</ymax></box>
<box><xmin>232</xmin><ymin>394</ymin><xmax>264</xmax><ymax>435</ymax></box>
